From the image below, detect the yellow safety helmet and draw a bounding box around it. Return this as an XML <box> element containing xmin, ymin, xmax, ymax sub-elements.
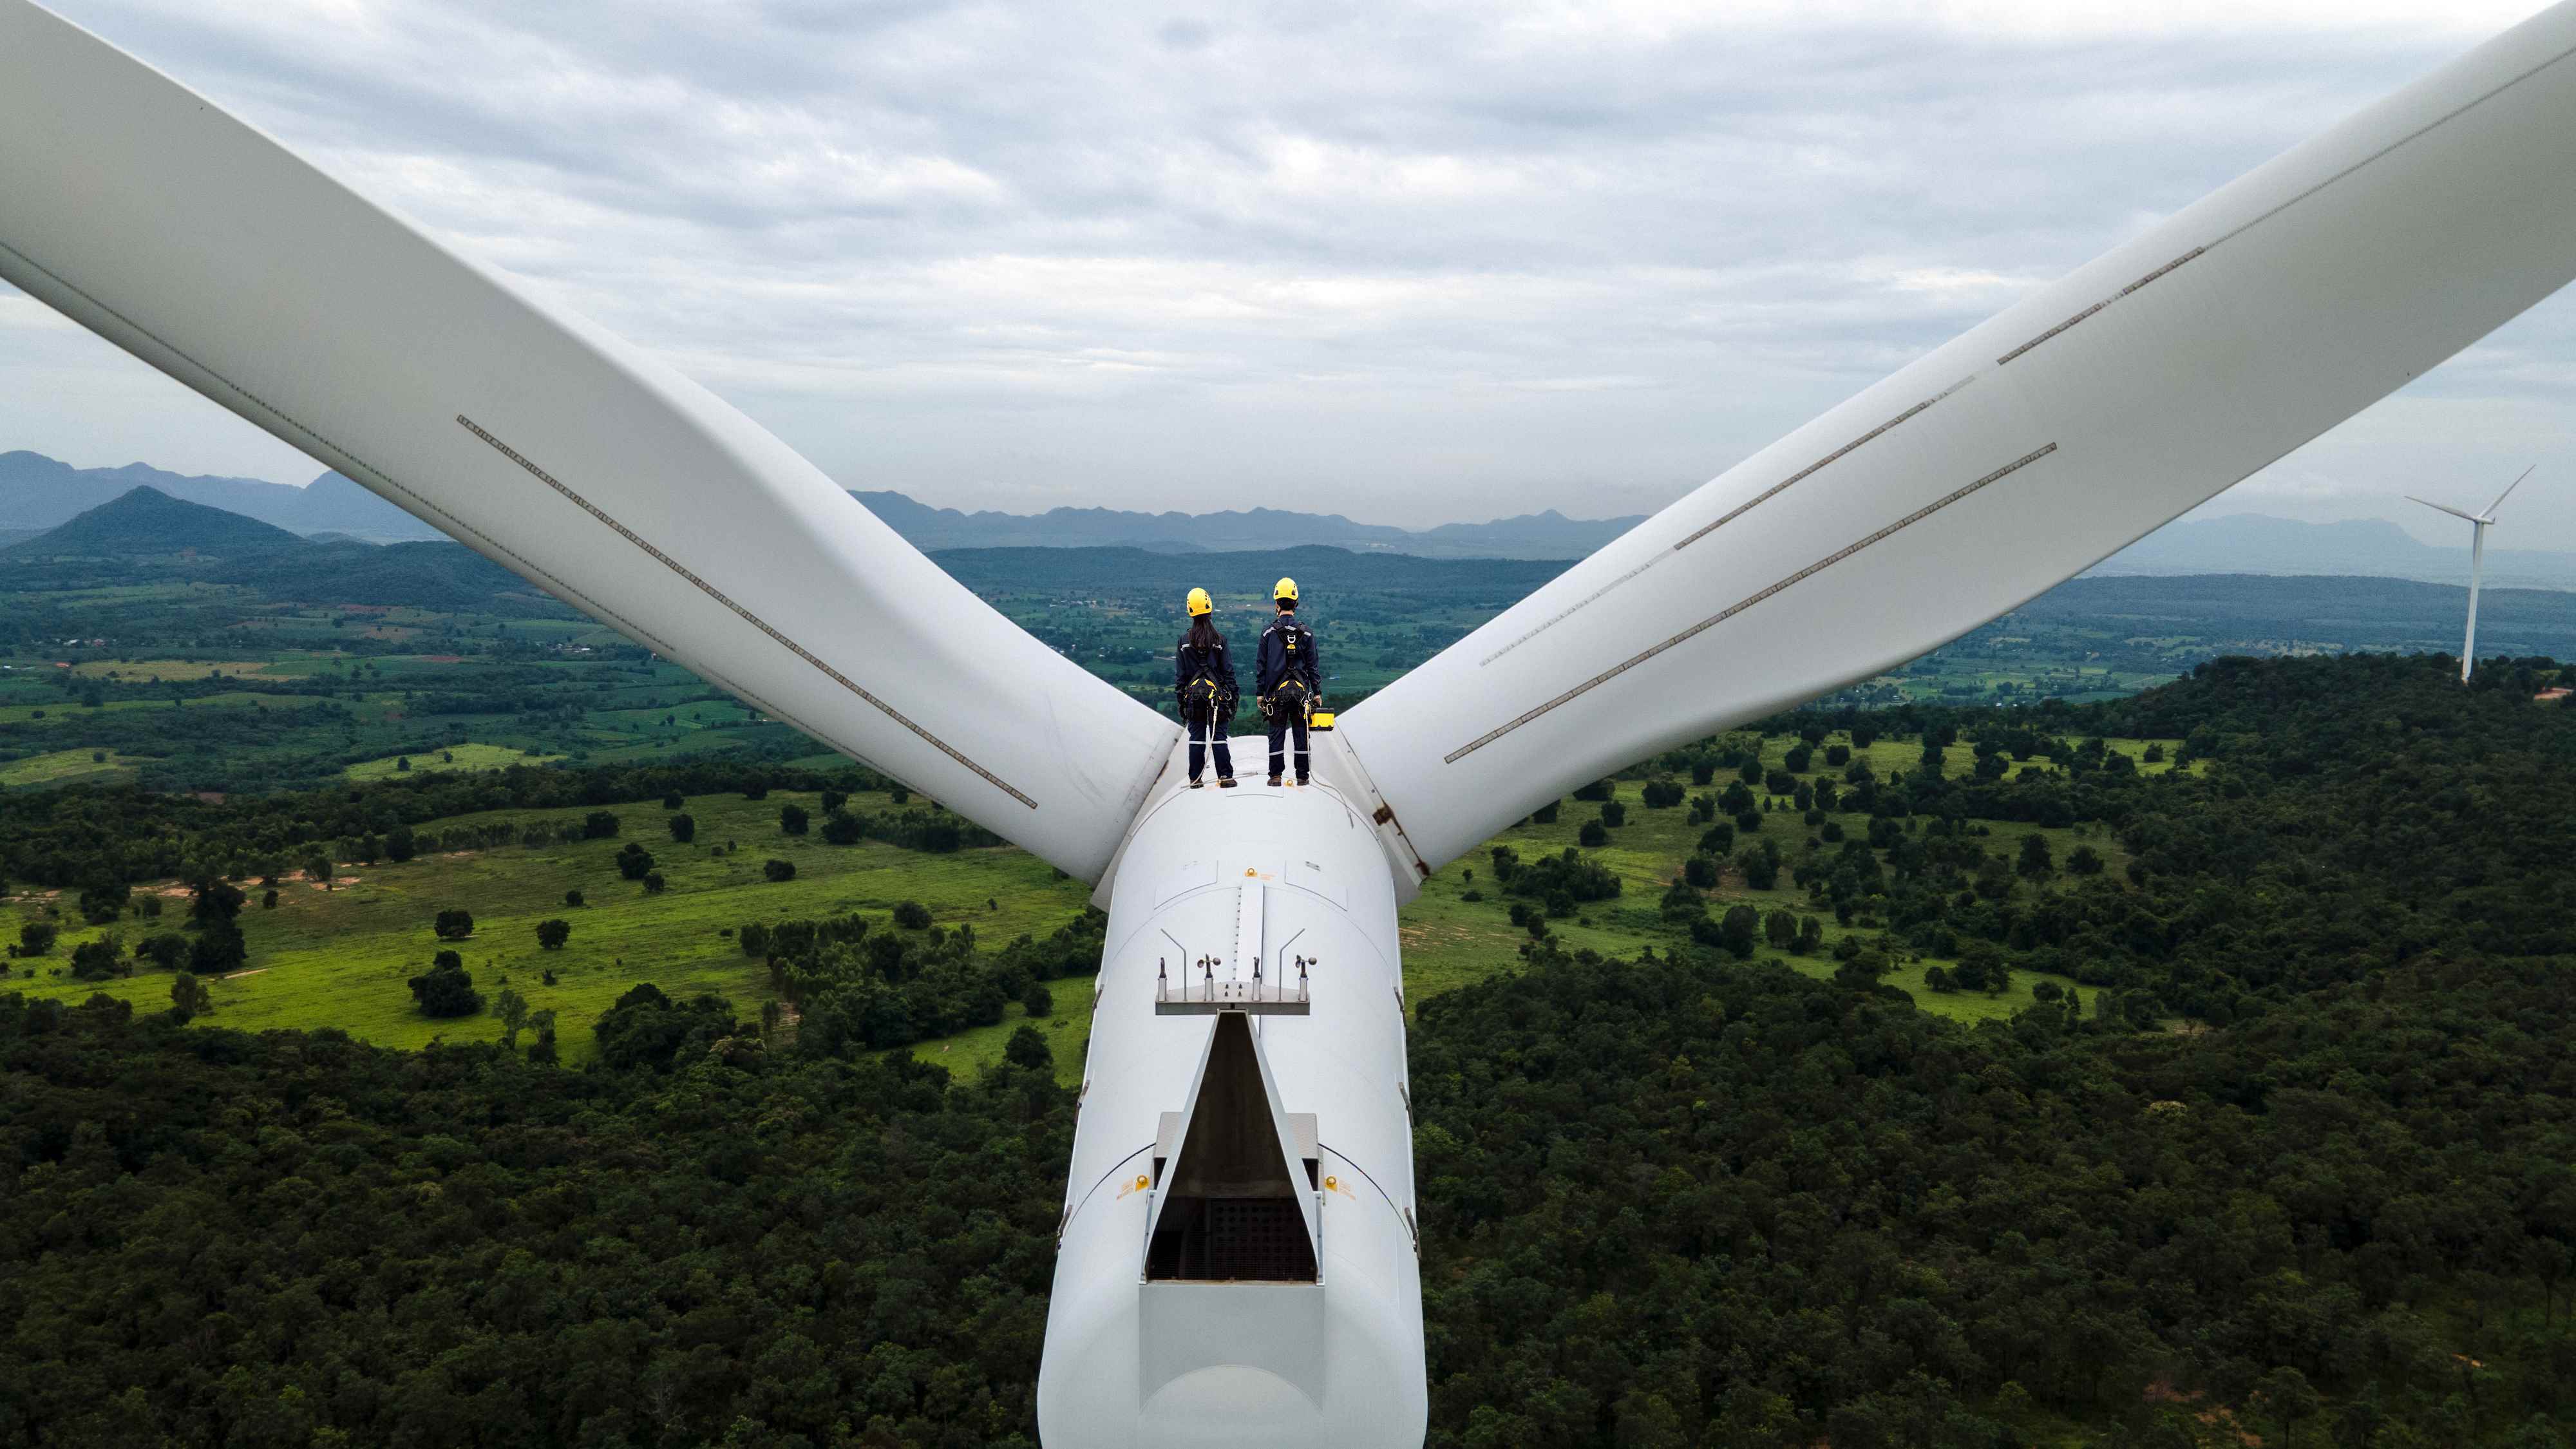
<box><xmin>1185</xmin><ymin>587</ymin><xmax>1212</xmax><ymax>616</ymax></box>
<box><xmin>1273</xmin><ymin>576</ymin><xmax>1299</xmax><ymax>602</ymax></box>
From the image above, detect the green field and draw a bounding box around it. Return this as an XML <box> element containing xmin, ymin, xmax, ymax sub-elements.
<box><xmin>1</xmin><ymin>786</ymin><xmax>1091</xmax><ymax>1066</ymax></box>
<box><xmin>0</xmin><ymin>746</ymin><xmax>143</xmax><ymax>790</ymax></box>
<box><xmin>343</xmin><ymin>742</ymin><xmax>564</xmax><ymax>781</ymax></box>
<box><xmin>3</xmin><ymin>732</ymin><xmax>2177</xmax><ymax>1081</ymax></box>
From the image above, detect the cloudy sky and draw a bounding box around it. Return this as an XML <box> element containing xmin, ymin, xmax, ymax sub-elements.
<box><xmin>5</xmin><ymin>0</ymin><xmax>2573</xmax><ymax>545</ymax></box>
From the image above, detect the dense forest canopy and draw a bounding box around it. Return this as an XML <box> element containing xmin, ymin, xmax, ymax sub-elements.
<box><xmin>3</xmin><ymin>654</ymin><xmax>2573</xmax><ymax>1446</ymax></box>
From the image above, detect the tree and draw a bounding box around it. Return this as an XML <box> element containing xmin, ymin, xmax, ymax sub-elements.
<box><xmin>408</xmin><ymin>958</ymin><xmax>482</xmax><ymax>1017</ymax></box>
<box><xmin>1717</xmin><ymin>905</ymin><xmax>1759</xmax><ymax>959</ymax></box>
<box><xmin>535</xmin><ymin>918</ymin><xmax>571</xmax><ymax>951</ymax></box>
<box><xmin>2016</xmin><ymin>833</ymin><xmax>2054</xmax><ymax>881</ymax></box>
<box><xmin>582</xmin><ymin>811</ymin><xmax>621</xmax><ymax>839</ymax></box>
<box><xmin>820</xmin><ymin>810</ymin><xmax>864</xmax><ymax>845</ymax></box>
<box><xmin>1683</xmin><ymin>854</ymin><xmax>1718</xmax><ymax>889</ymax></box>
<box><xmin>70</xmin><ymin>936</ymin><xmax>126</xmax><ymax>981</ymax></box>
<box><xmin>895</xmin><ymin>900</ymin><xmax>933</xmax><ymax>930</ymax></box>
<box><xmin>1004</xmin><ymin>1025</ymin><xmax>1054</xmax><ymax>1071</ymax></box>
<box><xmin>1599</xmin><ymin>801</ymin><xmax>1627</xmax><ymax>828</ymax></box>
<box><xmin>76</xmin><ymin>880</ymin><xmax>129</xmax><ymax>925</ymax></box>
<box><xmin>16</xmin><ymin>922</ymin><xmax>59</xmax><ymax>957</ymax></box>
<box><xmin>779</xmin><ymin>803</ymin><xmax>810</xmax><ymax>836</ymax></box>
<box><xmin>1764</xmin><ymin>909</ymin><xmax>1796</xmax><ymax>949</ymax></box>
<box><xmin>168</xmin><ymin>971</ymin><xmax>212</xmax><ymax>1021</ymax></box>
<box><xmin>2067</xmin><ymin>844</ymin><xmax>2105</xmax><ymax>876</ymax></box>
<box><xmin>564</xmin><ymin>889</ymin><xmax>585</xmax><ymax>907</ymax></box>
<box><xmin>494</xmin><ymin>987</ymin><xmax>530</xmax><ymax>1049</ymax></box>
<box><xmin>1021</xmin><ymin>981</ymin><xmax>1054</xmax><ymax>1019</ymax></box>
<box><xmin>1530</xmin><ymin>800</ymin><xmax>1560</xmax><ymax>824</ymax></box>
<box><xmin>138</xmin><ymin>933</ymin><xmax>190</xmax><ymax>971</ymax></box>
<box><xmin>385</xmin><ymin>826</ymin><xmax>417</xmax><ymax>863</ymax></box>
<box><xmin>668</xmin><ymin>812</ymin><xmax>696</xmax><ymax>844</ymax></box>
<box><xmin>1834</xmin><ymin>949</ymin><xmax>1891</xmax><ymax>990</ymax></box>
<box><xmin>1736</xmin><ymin>844</ymin><xmax>1780</xmax><ymax>891</ymax></box>
<box><xmin>433</xmin><ymin>908</ymin><xmax>475</xmax><ymax>940</ymax></box>
<box><xmin>192</xmin><ymin>878</ymin><xmax>245</xmax><ymax>925</ymax></box>
<box><xmin>526</xmin><ymin>1007</ymin><xmax>560</xmax><ymax>1064</ymax></box>
<box><xmin>2251</xmin><ymin>1367</ymin><xmax>2320</xmax><ymax>1449</ymax></box>
<box><xmin>1578</xmin><ymin>820</ymin><xmax>1609</xmax><ymax>848</ymax></box>
<box><xmin>616</xmin><ymin>843</ymin><xmax>656</xmax><ymax>880</ymax></box>
<box><xmin>594</xmin><ymin>982</ymin><xmax>734</xmax><ymax>1071</ymax></box>
<box><xmin>820</xmin><ymin>788</ymin><xmax>849</xmax><ymax>814</ymax></box>
<box><xmin>764</xmin><ymin>858</ymin><xmax>796</xmax><ymax>882</ymax></box>
<box><xmin>642</xmin><ymin>872</ymin><xmax>667</xmax><ymax>894</ymax></box>
<box><xmin>306</xmin><ymin>855</ymin><xmax>335</xmax><ymax>891</ymax></box>
<box><xmin>661</xmin><ymin>790</ymin><xmax>685</xmax><ymax>810</ymax></box>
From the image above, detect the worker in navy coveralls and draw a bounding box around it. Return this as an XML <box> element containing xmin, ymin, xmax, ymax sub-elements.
<box><xmin>1256</xmin><ymin>577</ymin><xmax>1320</xmax><ymax>786</ymax></box>
<box><xmin>1173</xmin><ymin>586</ymin><xmax>1237</xmax><ymax>788</ymax></box>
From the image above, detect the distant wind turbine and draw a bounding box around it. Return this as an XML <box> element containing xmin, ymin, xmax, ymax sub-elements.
<box><xmin>2408</xmin><ymin>466</ymin><xmax>2535</xmax><ymax>682</ymax></box>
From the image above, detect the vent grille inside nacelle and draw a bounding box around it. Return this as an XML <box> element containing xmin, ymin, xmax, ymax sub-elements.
<box><xmin>1145</xmin><ymin>1012</ymin><xmax>1319</xmax><ymax>1283</ymax></box>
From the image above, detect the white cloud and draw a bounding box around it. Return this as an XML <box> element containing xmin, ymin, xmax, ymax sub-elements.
<box><xmin>4</xmin><ymin>0</ymin><xmax>2573</xmax><ymax>544</ymax></box>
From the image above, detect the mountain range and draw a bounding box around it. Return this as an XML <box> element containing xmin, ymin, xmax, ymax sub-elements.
<box><xmin>0</xmin><ymin>450</ymin><xmax>445</xmax><ymax>542</ymax></box>
<box><xmin>849</xmin><ymin>490</ymin><xmax>1646</xmax><ymax>558</ymax></box>
<box><xmin>2088</xmin><ymin>512</ymin><xmax>2576</xmax><ymax>591</ymax></box>
<box><xmin>0</xmin><ymin>450</ymin><xmax>1645</xmax><ymax>558</ymax></box>
<box><xmin>5</xmin><ymin>448</ymin><xmax>2574</xmax><ymax>582</ymax></box>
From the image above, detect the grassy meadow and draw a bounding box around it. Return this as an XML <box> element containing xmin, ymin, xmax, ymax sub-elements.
<box><xmin>1</xmin><ymin>731</ymin><xmax>2186</xmax><ymax>1080</ymax></box>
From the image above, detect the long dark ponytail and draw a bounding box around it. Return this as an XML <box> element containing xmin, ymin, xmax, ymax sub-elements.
<box><xmin>1185</xmin><ymin>614</ymin><xmax>1221</xmax><ymax>651</ymax></box>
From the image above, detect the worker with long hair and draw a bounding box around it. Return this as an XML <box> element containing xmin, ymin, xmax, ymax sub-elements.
<box><xmin>1173</xmin><ymin>587</ymin><xmax>1238</xmax><ymax>788</ymax></box>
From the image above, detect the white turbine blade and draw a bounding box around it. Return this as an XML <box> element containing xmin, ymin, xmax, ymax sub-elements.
<box><xmin>0</xmin><ymin>1</ymin><xmax>1176</xmax><ymax>882</ymax></box>
<box><xmin>2486</xmin><ymin>464</ymin><xmax>2536</xmax><ymax>515</ymax></box>
<box><xmin>1340</xmin><ymin>0</ymin><xmax>2576</xmax><ymax>875</ymax></box>
<box><xmin>2410</xmin><ymin>495</ymin><xmax>2488</xmax><ymax>523</ymax></box>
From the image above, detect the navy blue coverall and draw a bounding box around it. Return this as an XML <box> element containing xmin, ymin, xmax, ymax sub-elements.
<box><xmin>1256</xmin><ymin>608</ymin><xmax>1320</xmax><ymax>783</ymax></box>
<box><xmin>1173</xmin><ymin>628</ymin><xmax>1236</xmax><ymax>782</ymax></box>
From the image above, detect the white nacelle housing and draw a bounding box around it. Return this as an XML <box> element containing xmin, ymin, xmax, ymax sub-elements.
<box><xmin>1039</xmin><ymin>753</ymin><xmax>1426</xmax><ymax>1448</ymax></box>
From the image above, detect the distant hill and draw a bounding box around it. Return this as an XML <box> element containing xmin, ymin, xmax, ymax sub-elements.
<box><xmin>927</xmin><ymin>543</ymin><xmax>1569</xmax><ymax>604</ymax></box>
<box><xmin>208</xmin><ymin>540</ymin><xmax>564</xmax><ymax>613</ymax></box>
<box><xmin>2018</xmin><ymin>573</ymin><xmax>2576</xmax><ymax>657</ymax></box>
<box><xmin>856</xmin><ymin>490</ymin><xmax>1643</xmax><ymax>559</ymax></box>
<box><xmin>2094</xmin><ymin>513</ymin><xmax>2576</xmax><ymax>591</ymax></box>
<box><xmin>0</xmin><ymin>450</ymin><xmax>446</xmax><ymax>541</ymax></box>
<box><xmin>2</xmin><ymin>485</ymin><xmax>308</xmax><ymax>557</ymax></box>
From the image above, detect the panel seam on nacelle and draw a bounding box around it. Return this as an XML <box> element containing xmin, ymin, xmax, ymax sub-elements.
<box><xmin>457</xmin><ymin>415</ymin><xmax>1037</xmax><ymax>809</ymax></box>
<box><xmin>1445</xmin><ymin>442</ymin><xmax>2060</xmax><ymax>762</ymax></box>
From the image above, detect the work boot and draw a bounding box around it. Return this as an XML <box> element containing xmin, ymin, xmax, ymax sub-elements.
<box><xmin>1187</xmin><ymin>778</ymin><xmax>1204</xmax><ymax>789</ymax></box>
<box><xmin>1267</xmin><ymin>775</ymin><xmax>1282</xmax><ymax>788</ymax></box>
<box><xmin>1218</xmin><ymin>777</ymin><xmax>1238</xmax><ymax>789</ymax></box>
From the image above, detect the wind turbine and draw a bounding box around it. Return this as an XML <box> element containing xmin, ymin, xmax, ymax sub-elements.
<box><xmin>10</xmin><ymin>1</ymin><xmax>2576</xmax><ymax>1443</ymax></box>
<box><xmin>2410</xmin><ymin>467</ymin><xmax>2535</xmax><ymax>681</ymax></box>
